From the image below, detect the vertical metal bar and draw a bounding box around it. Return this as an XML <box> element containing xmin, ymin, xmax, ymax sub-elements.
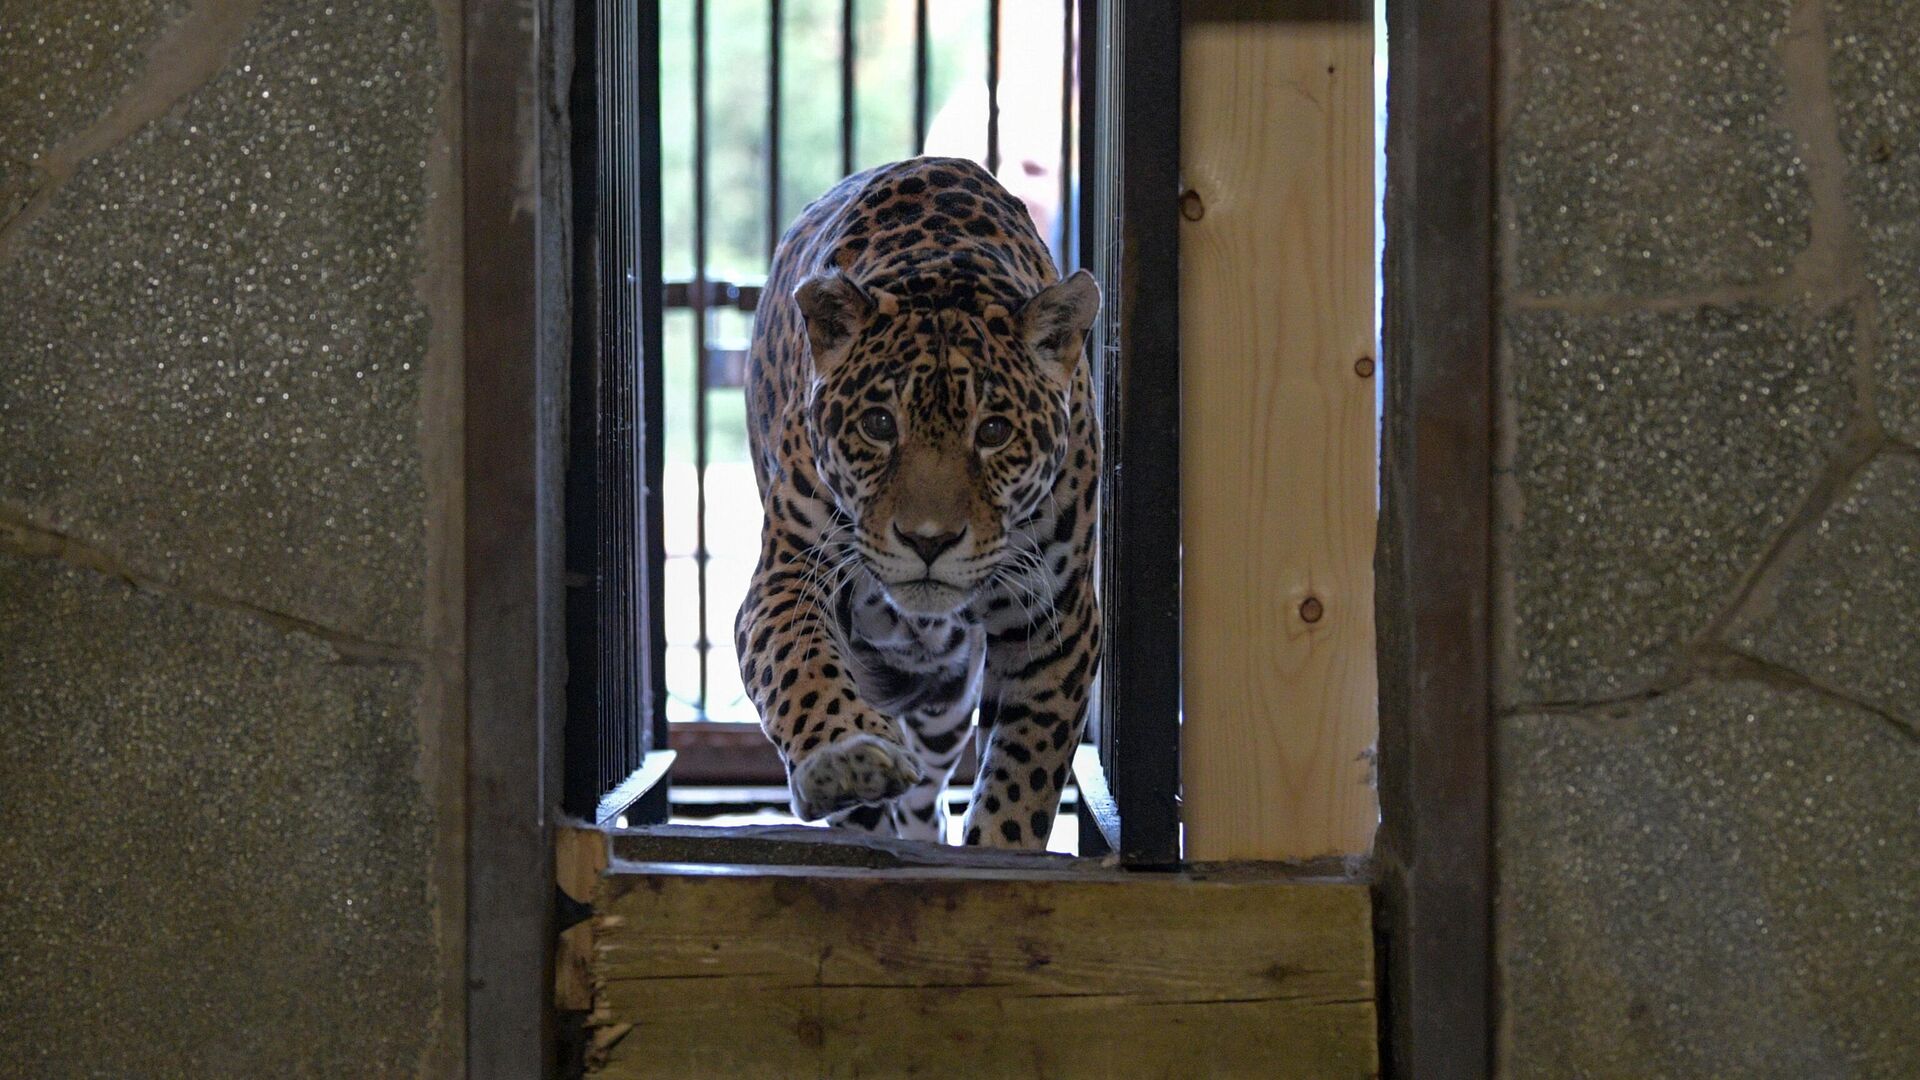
<box><xmin>840</xmin><ymin>0</ymin><xmax>856</xmax><ymax>175</ymax></box>
<box><xmin>1075</xmin><ymin>0</ymin><xmax>1102</xmax><ymax>764</ymax></box>
<box><xmin>614</xmin><ymin>0</ymin><xmax>629</xmax><ymax>780</ymax></box>
<box><xmin>912</xmin><ymin>0</ymin><xmax>929</xmax><ymax>154</ymax></box>
<box><xmin>767</xmin><ymin>0</ymin><xmax>784</xmax><ymax>261</ymax></box>
<box><xmin>611</xmin><ymin>0</ymin><xmax>630</xmax><ymax>788</ymax></box>
<box><xmin>1378</xmin><ymin>0</ymin><xmax>1496</xmax><ymax>1070</ymax></box>
<box><xmin>605</xmin><ymin>0</ymin><xmax>621</xmax><ymax>790</ymax></box>
<box><xmin>1078</xmin><ymin>0</ymin><xmax>1097</xmax><ymax>273</ymax></box>
<box><xmin>1101</xmin><ymin>0</ymin><xmax>1183</xmax><ymax>867</ymax></box>
<box><xmin>640</xmin><ymin>0</ymin><xmax>671</xmax><ymax>773</ymax></box>
<box><xmin>986</xmin><ymin>0</ymin><xmax>1002</xmax><ymax>175</ymax></box>
<box><xmin>692</xmin><ymin>0</ymin><xmax>712</xmax><ymax>717</ymax></box>
<box><xmin>563</xmin><ymin>0</ymin><xmax>603</xmax><ymax>818</ymax></box>
<box><xmin>612</xmin><ymin>0</ymin><xmax>631</xmax><ymax>788</ymax></box>
<box><xmin>1056</xmin><ymin>0</ymin><xmax>1074</xmax><ymax>269</ymax></box>
<box><xmin>1090</xmin><ymin>0</ymin><xmax>1115</xmax><ymax>782</ymax></box>
<box><xmin>637</xmin><ymin>0</ymin><xmax>652</xmax><ymax>772</ymax></box>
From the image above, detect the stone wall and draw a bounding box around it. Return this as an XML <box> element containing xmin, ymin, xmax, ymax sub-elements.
<box><xmin>0</xmin><ymin>2</ymin><xmax>461</xmax><ymax>1075</ymax></box>
<box><xmin>1496</xmin><ymin>0</ymin><xmax>1918</xmax><ymax>1074</ymax></box>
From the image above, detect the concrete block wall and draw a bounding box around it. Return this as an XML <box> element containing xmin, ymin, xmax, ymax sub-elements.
<box><xmin>1496</xmin><ymin>0</ymin><xmax>1918</xmax><ymax>1074</ymax></box>
<box><xmin>0</xmin><ymin>3</ymin><xmax>461</xmax><ymax>1074</ymax></box>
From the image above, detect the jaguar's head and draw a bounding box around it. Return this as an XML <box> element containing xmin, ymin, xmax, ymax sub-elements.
<box><xmin>796</xmin><ymin>268</ymin><xmax>1099</xmax><ymax>616</ymax></box>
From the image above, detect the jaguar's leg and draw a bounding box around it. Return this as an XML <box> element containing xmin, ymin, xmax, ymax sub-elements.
<box><xmin>892</xmin><ymin>693</ymin><xmax>980</xmax><ymax>842</ymax></box>
<box><xmin>886</xmin><ymin>771</ymin><xmax>951</xmax><ymax>843</ymax></box>
<box><xmin>737</xmin><ymin>512</ymin><xmax>924</xmax><ymax>823</ymax></box>
<box><xmin>962</xmin><ymin>569</ymin><xmax>1100</xmax><ymax>850</ymax></box>
<box><xmin>826</xmin><ymin>801</ymin><xmax>898</xmax><ymax>837</ymax></box>
<box><xmin>853</xmin><ymin>620</ymin><xmax>974</xmax><ymax>842</ymax></box>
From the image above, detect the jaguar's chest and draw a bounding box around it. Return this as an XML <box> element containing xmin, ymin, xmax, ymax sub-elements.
<box><xmin>838</xmin><ymin>579</ymin><xmax>984</xmax><ymax>718</ymax></box>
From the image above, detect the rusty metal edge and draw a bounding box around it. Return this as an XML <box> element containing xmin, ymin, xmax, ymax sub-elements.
<box><xmin>1374</xmin><ymin>0</ymin><xmax>1497</xmax><ymax>1076</ymax></box>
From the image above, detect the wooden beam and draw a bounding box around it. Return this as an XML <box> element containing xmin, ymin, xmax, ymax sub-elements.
<box><xmin>465</xmin><ymin>0</ymin><xmax>569</xmax><ymax>1073</ymax></box>
<box><xmin>585</xmin><ymin>863</ymin><xmax>1376</xmax><ymax>1078</ymax></box>
<box><xmin>1180</xmin><ymin>6</ymin><xmax>1379</xmax><ymax>860</ymax></box>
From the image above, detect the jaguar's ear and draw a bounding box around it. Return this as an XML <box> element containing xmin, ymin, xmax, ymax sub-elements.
<box><xmin>1019</xmin><ymin>269</ymin><xmax>1100</xmax><ymax>380</ymax></box>
<box><xmin>794</xmin><ymin>271</ymin><xmax>873</xmax><ymax>372</ymax></box>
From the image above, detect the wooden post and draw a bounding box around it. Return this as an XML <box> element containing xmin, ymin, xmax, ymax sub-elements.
<box><xmin>1180</xmin><ymin>1</ymin><xmax>1378</xmax><ymax>860</ymax></box>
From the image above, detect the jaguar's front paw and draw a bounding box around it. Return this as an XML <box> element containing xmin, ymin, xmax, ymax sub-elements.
<box><xmin>788</xmin><ymin>733</ymin><xmax>926</xmax><ymax>821</ymax></box>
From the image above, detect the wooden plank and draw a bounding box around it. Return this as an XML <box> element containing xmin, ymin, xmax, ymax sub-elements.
<box><xmin>586</xmin><ymin>868</ymin><xmax>1375</xmax><ymax>1079</ymax></box>
<box><xmin>1179</xmin><ymin>8</ymin><xmax>1378</xmax><ymax>861</ymax></box>
<box><xmin>557</xmin><ymin>825</ymin><xmax>613</xmax><ymax>905</ymax></box>
<box><xmin>555</xmin><ymin>827</ymin><xmax>612</xmax><ymax>1013</ymax></box>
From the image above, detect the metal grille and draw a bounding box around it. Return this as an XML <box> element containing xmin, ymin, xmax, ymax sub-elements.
<box><xmin>666</xmin><ymin>0</ymin><xmax>1082</xmax><ymax>725</ymax></box>
<box><xmin>564</xmin><ymin>0</ymin><xmax>669</xmax><ymax>821</ymax></box>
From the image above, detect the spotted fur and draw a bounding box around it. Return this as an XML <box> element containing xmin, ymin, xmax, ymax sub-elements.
<box><xmin>735</xmin><ymin>157</ymin><xmax>1101</xmax><ymax>849</ymax></box>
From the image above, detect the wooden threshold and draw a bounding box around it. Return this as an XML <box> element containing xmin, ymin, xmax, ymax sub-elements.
<box><xmin>561</xmin><ymin>827</ymin><xmax>1377</xmax><ymax>1079</ymax></box>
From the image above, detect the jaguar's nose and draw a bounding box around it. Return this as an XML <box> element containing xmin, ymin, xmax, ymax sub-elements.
<box><xmin>895</xmin><ymin>524</ymin><xmax>964</xmax><ymax>566</ymax></box>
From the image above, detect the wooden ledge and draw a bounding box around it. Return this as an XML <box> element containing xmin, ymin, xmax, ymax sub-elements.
<box><xmin>568</xmin><ymin>827</ymin><xmax>1377</xmax><ymax>1078</ymax></box>
<box><xmin>591</xmin><ymin>822</ymin><xmax>1368</xmax><ymax>881</ymax></box>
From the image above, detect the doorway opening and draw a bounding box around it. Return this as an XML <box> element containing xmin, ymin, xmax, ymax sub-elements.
<box><xmin>565</xmin><ymin>0</ymin><xmax>1385</xmax><ymax>868</ymax></box>
<box><xmin>655</xmin><ymin>2</ymin><xmax>1090</xmax><ymax>849</ymax></box>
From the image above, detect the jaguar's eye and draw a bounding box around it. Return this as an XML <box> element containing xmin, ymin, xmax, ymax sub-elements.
<box><xmin>976</xmin><ymin>416</ymin><xmax>1014</xmax><ymax>449</ymax></box>
<box><xmin>858</xmin><ymin>407</ymin><xmax>898</xmax><ymax>443</ymax></box>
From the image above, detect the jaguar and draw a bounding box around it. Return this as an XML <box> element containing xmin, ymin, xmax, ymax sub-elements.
<box><xmin>735</xmin><ymin>156</ymin><xmax>1101</xmax><ymax>849</ymax></box>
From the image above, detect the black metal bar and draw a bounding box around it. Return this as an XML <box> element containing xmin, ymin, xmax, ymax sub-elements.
<box><xmin>607</xmin><ymin>0</ymin><xmax>623</xmax><ymax>796</ymax></box>
<box><xmin>596</xmin><ymin>749</ymin><xmax>679</xmax><ymax>825</ymax></box>
<box><xmin>1097</xmin><ymin>0</ymin><xmax>1182</xmax><ymax>867</ymax></box>
<box><xmin>613</xmin><ymin>0</ymin><xmax>634</xmax><ymax>795</ymax></box>
<box><xmin>1056</xmin><ymin>0</ymin><xmax>1074</xmax><ymax>268</ymax></box>
<box><xmin>1073</xmin><ymin>0</ymin><xmax>1102</xmax><ymax>781</ymax></box>
<box><xmin>641</xmin><ymin>0</ymin><xmax>669</xmax><ymax>759</ymax></box>
<box><xmin>564</xmin><ymin>0</ymin><xmax>603</xmax><ymax>820</ymax></box>
<box><xmin>912</xmin><ymin>0</ymin><xmax>929</xmax><ymax>153</ymax></box>
<box><xmin>1077</xmin><ymin>0</ymin><xmax>1097</xmax><ymax>274</ymax></box>
<box><xmin>840</xmin><ymin>0</ymin><xmax>856</xmax><ymax>175</ymax></box>
<box><xmin>767</xmin><ymin>0</ymin><xmax>783</xmax><ymax>262</ymax></box>
<box><xmin>985</xmin><ymin>0</ymin><xmax>1001</xmax><ymax>174</ymax></box>
<box><xmin>692</xmin><ymin>0</ymin><xmax>712</xmax><ymax>716</ymax></box>
<box><xmin>633</xmin><ymin>0</ymin><xmax>651</xmax><ymax>777</ymax></box>
<box><xmin>625</xmin><ymin>754</ymin><xmax>676</xmax><ymax>825</ymax></box>
<box><xmin>1070</xmin><ymin>745</ymin><xmax>1120</xmax><ymax>854</ymax></box>
<box><xmin>1076</xmin><ymin>800</ymin><xmax>1115</xmax><ymax>857</ymax></box>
